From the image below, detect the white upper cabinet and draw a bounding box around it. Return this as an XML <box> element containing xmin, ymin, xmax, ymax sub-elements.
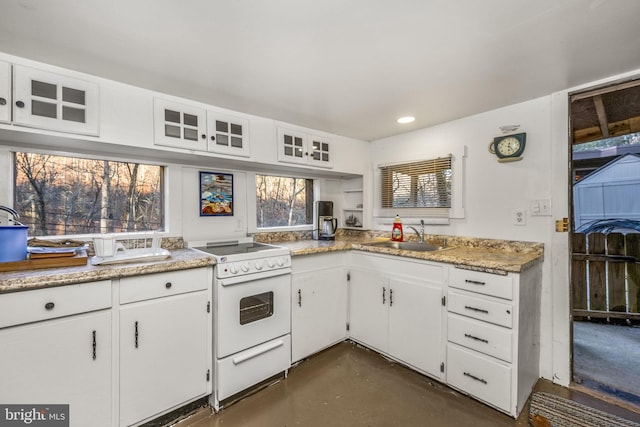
<box><xmin>154</xmin><ymin>98</ymin><xmax>251</xmax><ymax>157</ymax></box>
<box><xmin>12</xmin><ymin>64</ymin><xmax>99</xmax><ymax>136</ymax></box>
<box><xmin>207</xmin><ymin>111</ymin><xmax>250</xmax><ymax>157</ymax></box>
<box><xmin>0</xmin><ymin>60</ymin><xmax>9</xmax><ymax>124</ymax></box>
<box><xmin>277</xmin><ymin>127</ymin><xmax>333</xmax><ymax>168</ymax></box>
<box><xmin>153</xmin><ymin>98</ymin><xmax>208</xmax><ymax>151</ymax></box>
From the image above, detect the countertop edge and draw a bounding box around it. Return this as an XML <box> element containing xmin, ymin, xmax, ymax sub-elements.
<box><xmin>0</xmin><ymin>249</ymin><xmax>215</xmax><ymax>294</ymax></box>
<box><xmin>285</xmin><ymin>241</ymin><xmax>544</xmax><ymax>274</ymax></box>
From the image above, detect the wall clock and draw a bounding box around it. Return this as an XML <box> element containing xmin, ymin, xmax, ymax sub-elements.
<box><xmin>488</xmin><ymin>132</ymin><xmax>526</xmax><ymax>162</ymax></box>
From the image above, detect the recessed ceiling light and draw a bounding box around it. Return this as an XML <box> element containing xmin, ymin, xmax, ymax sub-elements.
<box><xmin>397</xmin><ymin>116</ymin><xmax>415</xmax><ymax>124</ymax></box>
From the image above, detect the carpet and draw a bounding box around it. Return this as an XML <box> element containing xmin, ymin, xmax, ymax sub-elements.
<box><xmin>529</xmin><ymin>392</ymin><xmax>640</xmax><ymax>427</ymax></box>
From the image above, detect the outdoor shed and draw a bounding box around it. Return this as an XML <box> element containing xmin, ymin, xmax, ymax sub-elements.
<box><xmin>573</xmin><ymin>153</ymin><xmax>640</xmax><ymax>230</ymax></box>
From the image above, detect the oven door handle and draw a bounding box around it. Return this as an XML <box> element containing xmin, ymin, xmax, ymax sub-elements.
<box><xmin>232</xmin><ymin>339</ymin><xmax>285</xmax><ymax>365</ymax></box>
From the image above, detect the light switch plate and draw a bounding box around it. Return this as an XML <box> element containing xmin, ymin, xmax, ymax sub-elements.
<box><xmin>530</xmin><ymin>199</ymin><xmax>552</xmax><ymax>216</ymax></box>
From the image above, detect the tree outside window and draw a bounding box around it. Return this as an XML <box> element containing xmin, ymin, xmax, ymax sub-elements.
<box><xmin>14</xmin><ymin>152</ymin><xmax>164</xmax><ymax>236</ymax></box>
<box><xmin>255</xmin><ymin>175</ymin><xmax>313</xmax><ymax>228</ymax></box>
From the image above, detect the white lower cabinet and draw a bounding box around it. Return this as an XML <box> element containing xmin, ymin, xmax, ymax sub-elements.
<box><xmin>349</xmin><ymin>252</ymin><xmax>445</xmax><ymax>379</ymax></box>
<box><xmin>445</xmin><ymin>266</ymin><xmax>541</xmax><ymax>417</ymax></box>
<box><xmin>291</xmin><ymin>253</ymin><xmax>347</xmax><ymax>363</ymax></box>
<box><xmin>0</xmin><ymin>281</ymin><xmax>112</xmax><ymax>427</ymax></box>
<box><xmin>118</xmin><ymin>268</ymin><xmax>210</xmax><ymax>427</ymax></box>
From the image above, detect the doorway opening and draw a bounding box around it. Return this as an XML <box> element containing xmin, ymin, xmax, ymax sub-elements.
<box><xmin>569</xmin><ymin>78</ymin><xmax>640</xmax><ymax>408</ymax></box>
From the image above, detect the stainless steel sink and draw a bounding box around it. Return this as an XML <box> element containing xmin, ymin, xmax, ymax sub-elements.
<box><xmin>361</xmin><ymin>241</ymin><xmax>445</xmax><ymax>252</ymax></box>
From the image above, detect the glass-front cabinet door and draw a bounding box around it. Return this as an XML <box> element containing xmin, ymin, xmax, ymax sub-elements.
<box><xmin>0</xmin><ymin>60</ymin><xmax>10</xmax><ymax>124</ymax></box>
<box><xmin>308</xmin><ymin>135</ymin><xmax>333</xmax><ymax>168</ymax></box>
<box><xmin>277</xmin><ymin>127</ymin><xmax>308</xmax><ymax>165</ymax></box>
<box><xmin>12</xmin><ymin>65</ymin><xmax>99</xmax><ymax>136</ymax></box>
<box><xmin>153</xmin><ymin>98</ymin><xmax>207</xmax><ymax>151</ymax></box>
<box><xmin>206</xmin><ymin>112</ymin><xmax>250</xmax><ymax>157</ymax></box>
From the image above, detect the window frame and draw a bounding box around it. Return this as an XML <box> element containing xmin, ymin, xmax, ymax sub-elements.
<box><xmin>374</xmin><ymin>146</ymin><xmax>466</xmax><ymax>223</ymax></box>
<box><xmin>10</xmin><ymin>147</ymin><xmax>168</xmax><ymax>239</ymax></box>
<box><xmin>247</xmin><ymin>171</ymin><xmax>316</xmax><ymax>233</ymax></box>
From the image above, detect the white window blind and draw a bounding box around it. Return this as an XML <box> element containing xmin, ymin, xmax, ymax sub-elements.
<box><xmin>377</xmin><ymin>156</ymin><xmax>452</xmax><ymax>218</ymax></box>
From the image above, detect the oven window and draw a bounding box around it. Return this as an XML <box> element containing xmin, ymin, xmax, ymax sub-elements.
<box><xmin>240</xmin><ymin>292</ymin><xmax>274</xmax><ymax>325</ymax></box>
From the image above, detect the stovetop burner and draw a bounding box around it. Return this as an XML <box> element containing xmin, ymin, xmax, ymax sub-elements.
<box><xmin>194</xmin><ymin>242</ymin><xmax>277</xmax><ymax>256</ymax></box>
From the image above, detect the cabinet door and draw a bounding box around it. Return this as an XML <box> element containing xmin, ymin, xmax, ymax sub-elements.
<box><xmin>12</xmin><ymin>64</ymin><xmax>99</xmax><ymax>135</ymax></box>
<box><xmin>153</xmin><ymin>98</ymin><xmax>207</xmax><ymax>151</ymax></box>
<box><xmin>0</xmin><ymin>60</ymin><xmax>9</xmax><ymax>124</ymax></box>
<box><xmin>388</xmin><ymin>277</ymin><xmax>444</xmax><ymax>378</ymax></box>
<box><xmin>307</xmin><ymin>134</ymin><xmax>333</xmax><ymax>168</ymax></box>
<box><xmin>277</xmin><ymin>127</ymin><xmax>308</xmax><ymax>165</ymax></box>
<box><xmin>119</xmin><ymin>290</ymin><xmax>209</xmax><ymax>426</ymax></box>
<box><xmin>291</xmin><ymin>267</ymin><xmax>347</xmax><ymax>362</ymax></box>
<box><xmin>207</xmin><ymin>112</ymin><xmax>250</xmax><ymax>157</ymax></box>
<box><xmin>0</xmin><ymin>310</ymin><xmax>112</xmax><ymax>427</ymax></box>
<box><xmin>348</xmin><ymin>268</ymin><xmax>388</xmax><ymax>352</ymax></box>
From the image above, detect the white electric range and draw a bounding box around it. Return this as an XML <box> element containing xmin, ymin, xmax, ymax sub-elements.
<box><xmin>189</xmin><ymin>238</ymin><xmax>292</xmax><ymax>410</ymax></box>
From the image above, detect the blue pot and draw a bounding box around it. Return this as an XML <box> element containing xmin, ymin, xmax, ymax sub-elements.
<box><xmin>0</xmin><ymin>226</ymin><xmax>29</xmax><ymax>262</ymax></box>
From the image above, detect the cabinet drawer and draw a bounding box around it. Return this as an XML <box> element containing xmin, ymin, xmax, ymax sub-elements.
<box><xmin>447</xmin><ymin>344</ymin><xmax>511</xmax><ymax>413</ymax></box>
<box><xmin>449</xmin><ymin>267</ymin><xmax>513</xmax><ymax>300</ymax></box>
<box><xmin>448</xmin><ymin>290</ymin><xmax>513</xmax><ymax>328</ymax></box>
<box><xmin>120</xmin><ymin>268</ymin><xmax>208</xmax><ymax>304</ymax></box>
<box><xmin>217</xmin><ymin>335</ymin><xmax>291</xmax><ymax>401</ymax></box>
<box><xmin>0</xmin><ymin>280</ymin><xmax>111</xmax><ymax>328</ymax></box>
<box><xmin>448</xmin><ymin>313</ymin><xmax>513</xmax><ymax>362</ymax></box>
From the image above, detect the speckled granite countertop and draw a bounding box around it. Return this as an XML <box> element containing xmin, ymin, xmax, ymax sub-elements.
<box><xmin>269</xmin><ymin>235</ymin><xmax>544</xmax><ymax>275</ymax></box>
<box><xmin>0</xmin><ymin>249</ymin><xmax>215</xmax><ymax>294</ymax></box>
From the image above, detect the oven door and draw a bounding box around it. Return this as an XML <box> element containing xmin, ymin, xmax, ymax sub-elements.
<box><xmin>216</xmin><ymin>269</ymin><xmax>291</xmax><ymax>358</ymax></box>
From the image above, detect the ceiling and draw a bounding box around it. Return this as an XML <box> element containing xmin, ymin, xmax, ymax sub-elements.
<box><xmin>1</xmin><ymin>0</ymin><xmax>640</xmax><ymax>142</ymax></box>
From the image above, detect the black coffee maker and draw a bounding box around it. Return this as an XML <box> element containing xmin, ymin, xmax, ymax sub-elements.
<box><xmin>313</xmin><ymin>201</ymin><xmax>338</xmax><ymax>240</ymax></box>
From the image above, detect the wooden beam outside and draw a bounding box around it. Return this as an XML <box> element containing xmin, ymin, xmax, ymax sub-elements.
<box><xmin>570</xmin><ymin>79</ymin><xmax>640</xmax><ymax>101</ymax></box>
<box><xmin>573</xmin><ymin>115</ymin><xmax>640</xmax><ymax>144</ymax></box>
<box><xmin>592</xmin><ymin>95</ymin><xmax>609</xmax><ymax>139</ymax></box>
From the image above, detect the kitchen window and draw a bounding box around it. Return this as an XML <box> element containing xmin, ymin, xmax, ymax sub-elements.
<box><xmin>375</xmin><ymin>149</ymin><xmax>465</xmax><ymax>220</ymax></box>
<box><xmin>255</xmin><ymin>174</ymin><xmax>313</xmax><ymax>228</ymax></box>
<box><xmin>14</xmin><ymin>152</ymin><xmax>164</xmax><ymax>236</ymax></box>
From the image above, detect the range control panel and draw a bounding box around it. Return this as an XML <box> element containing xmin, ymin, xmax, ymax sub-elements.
<box><xmin>216</xmin><ymin>255</ymin><xmax>291</xmax><ymax>278</ymax></box>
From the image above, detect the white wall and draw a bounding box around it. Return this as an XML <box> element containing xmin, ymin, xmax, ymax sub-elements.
<box><xmin>370</xmin><ymin>96</ymin><xmax>559</xmax><ymax>382</ymax></box>
<box><xmin>370</xmin><ymin>67</ymin><xmax>640</xmax><ymax>387</ymax></box>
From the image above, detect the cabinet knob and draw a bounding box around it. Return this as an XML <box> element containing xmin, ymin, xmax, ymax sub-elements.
<box><xmin>210</xmin><ymin>135</ymin><xmax>215</xmax><ymax>141</ymax></box>
<box><xmin>15</xmin><ymin>100</ymin><xmax>25</xmax><ymax>108</ymax></box>
<box><xmin>0</xmin><ymin>97</ymin><xmax>6</xmax><ymax>105</ymax></box>
<box><xmin>201</xmin><ymin>134</ymin><xmax>206</xmax><ymax>139</ymax></box>
<box><xmin>165</xmin><ymin>282</ymin><xmax>172</xmax><ymax>289</ymax></box>
<box><xmin>44</xmin><ymin>302</ymin><xmax>55</xmax><ymax>310</ymax></box>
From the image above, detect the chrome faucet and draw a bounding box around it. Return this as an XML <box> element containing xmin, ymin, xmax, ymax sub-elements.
<box><xmin>406</xmin><ymin>219</ymin><xmax>425</xmax><ymax>244</ymax></box>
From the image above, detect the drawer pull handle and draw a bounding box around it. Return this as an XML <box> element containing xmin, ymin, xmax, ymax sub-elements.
<box><xmin>464</xmin><ymin>333</ymin><xmax>488</xmax><ymax>344</ymax></box>
<box><xmin>465</xmin><ymin>279</ymin><xmax>486</xmax><ymax>286</ymax></box>
<box><xmin>464</xmin><ymin>372</ymin><xmax>488</xmax><ymax>385</ymax></box>
<box><xmin>298</xmin><ymin>289</ymin><xmax>302</xmax><ymax>307</ymax></box>
<box><xmin>92</xmin><ymin>330</ymin><xmax>97</xmax><ymax>360</ymax></box>
<box><xmin>464</xmin><ymin>305</ymin><xmax>489</xmax><ymax>314</ymax></box>
<box><xmin>382</xmin><ymin>287</ymin><xmax>386</xmax><ymax>305</ymax></box>
<box><xmin>165</xmin><ymin>282</ymin><xmax>172</xmax><ymax>289</ymax></box>
<box><xmin>389</xmin><ymin>288</ymin><xmax>393</xmax><ymax>307</ymax></box>
<box><xmin>232</xmin><ymin>339</ymin><xmax>284</xmax><ymax>365</ymax></box>
<box><xmin>135</xmin><ymin>321</ymin><xmax>139</xmax><ymax>348</ymax></box>
<box><xmin>44</xmin><ymin>302</ymin><xmax>55</xmax><ymax>310</ymax></box>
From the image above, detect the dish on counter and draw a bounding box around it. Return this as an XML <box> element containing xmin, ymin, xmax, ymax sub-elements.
<box><xmin>90</xmin><ymin>248</ymin><xmax>171</xmax><ymax>265</ymax></box>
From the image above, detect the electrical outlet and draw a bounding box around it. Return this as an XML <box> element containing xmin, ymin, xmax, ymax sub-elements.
<box><xmin>513</xmin><ymin>209</ymin><xmax>526</xmax><ymax>226</ymax></box>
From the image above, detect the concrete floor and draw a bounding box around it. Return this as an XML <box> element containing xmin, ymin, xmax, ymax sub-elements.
<box><xmin>573</xmin><ymin>321</ymin><xmax>640</xmax><ymax>404</ymax></box>
<box><xmin>175</xmin><ymin>341</ymin><xmax>640</xmax><ymax>427</ymax></box>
